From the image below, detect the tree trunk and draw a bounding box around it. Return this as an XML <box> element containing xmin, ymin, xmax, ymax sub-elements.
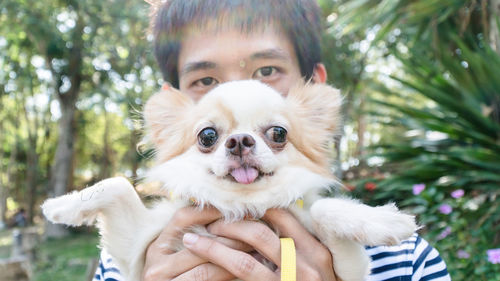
<box><xmin>490</xmin><ymin>0</ymin><xmax>500</xmax><ymax>53</ymax></box>
<box><xmin>24</xmin><ymin>76</ymin><xmax>40</xmax><ymax>225</ymax></box>
<box><xmin>0</xmin><ymin>182</ymin><xmax>7</xmax><ymax>226</ymax></box>
<box><xmin>0</xmin><ymin>121</ymin><xmax>7</xmax><ymax>226</ymax></box>
<box><xmin>0</xmin><ymin>133</ymin><xmax>17</xmax><ymax>226</ymax></box>
<box><xmin>99</xmin><ymin>100</ymin><xmax>113</xmax><ymax>180</ymax></box>
<box><xmin>44</xmin><ymin>11</ymin><xmax>84</xmax><ymax>238</ymax></box>
<box><xmin>25</xmin><ymin>144</ymin><xmax>38</xmax><ymax>225</ymax></box>
<box><xmin>0</xmin><ymin>106</ymin><xmax>20</xmax><ymax>227</ymax></box>
<box><xmin>45</xmin><ymin>99</ymin><xmax>77</xmax><ymax>238</ymax></box>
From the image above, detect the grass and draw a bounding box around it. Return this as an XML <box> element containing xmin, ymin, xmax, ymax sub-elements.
<box><xmin>0</xmin><ymin>229</ymin><xmax>13</xmax><ymax>259</ymax></box>
<box><xmin>33</xmin><ymin>231</ymin><xmax>100</xmax><ymax>281</ymax></box>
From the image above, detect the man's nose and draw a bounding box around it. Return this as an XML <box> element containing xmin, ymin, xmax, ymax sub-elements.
<box><xmin>225</xmin><ymin>134</ymin><xmax>256</xmax><ymax>157</ymax></box>
<box><xmin>225</xmin><ymin>69</ymin><xmax>249</xmax><ymax>82</ymax></box>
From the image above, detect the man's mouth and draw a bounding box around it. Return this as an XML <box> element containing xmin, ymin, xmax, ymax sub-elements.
<box><xmin>226</xmin><ymin>166</ymin><xmax>273</xmax><ymax>184</ymax></box>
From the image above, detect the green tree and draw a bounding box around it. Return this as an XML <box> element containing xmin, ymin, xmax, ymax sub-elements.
<box><xmin>332</xmin><ymin>0</ymin><xmax>500</xmax><ymax>278</ymax></box>
<box><xmin>319</xmin><ymin>0</ymin><xmax>371</xmax><ymax>177</ymax></box>
<box><xmin>1</xmin><ymin>0</ymin><xmax>156</xmax><ymax>235</ymax></box>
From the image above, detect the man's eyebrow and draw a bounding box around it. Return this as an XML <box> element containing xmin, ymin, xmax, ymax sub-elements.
<box><xmin>180</xmin><ymin>61</ymin><xmax>216</xmax><ymax>75</ymax></box>
<box><xmin>250</xmin><ymin>49</ymin><xmax>291</xmax><ymax>61</ymax></box>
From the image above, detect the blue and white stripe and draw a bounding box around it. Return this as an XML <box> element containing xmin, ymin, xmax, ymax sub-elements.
<box><xmin>366</xmin><ymin>234</ymin><xmax>450</xmax><ymax>281</ymax></box>
<box><xmin>93</xmin><ymin>234</ymin><xmax>450</xmax><ymax>281</ymax></box>
<box><xmin>93</xmin><ymin>250</ymin><xmax>123</xmax><ymax>281</ymax></box>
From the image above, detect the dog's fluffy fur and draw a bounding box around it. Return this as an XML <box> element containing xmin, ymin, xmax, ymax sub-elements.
<box><xmin>42</xmin><ymin>80</ymin><xmax>417</xmax><ymax>281</ymax></box>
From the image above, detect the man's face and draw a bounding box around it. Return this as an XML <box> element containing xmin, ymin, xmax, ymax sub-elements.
<box><xmin>177</xmin><ymin>26</ymin><xmax>303</xmax><ymax>101</ymax></box>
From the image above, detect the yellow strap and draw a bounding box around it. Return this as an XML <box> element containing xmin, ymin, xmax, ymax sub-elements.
<box><xmin>280</xmin><ymin>238</ymin><xmax>296</xmax><ymax>281</ymax></box>
<box><xmin>295</xmin><ymin>199</ymin><xmax>304</xmax><ymax>209</ymax></box>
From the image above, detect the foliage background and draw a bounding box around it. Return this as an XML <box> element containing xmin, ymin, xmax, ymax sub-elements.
<box><xmin>0</xmin><ymin>0</ymin><xmax>499</xmax><ymax>279</ymax></box>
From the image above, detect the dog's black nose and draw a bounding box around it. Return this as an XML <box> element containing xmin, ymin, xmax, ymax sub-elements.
<box><xmin>225</xmin><ymin>134</ymin><xmax>255</xmax><ymax>156</ymax></box>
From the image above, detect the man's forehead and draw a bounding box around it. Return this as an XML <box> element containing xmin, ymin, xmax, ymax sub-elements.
<box><xmin>178</xmin><ymin>26</ymin><xmax>296</xmax><ymax>66</ymax></box>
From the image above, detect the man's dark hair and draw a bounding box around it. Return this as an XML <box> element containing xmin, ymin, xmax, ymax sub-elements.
<box><xmin>150</xmin><ymin>0</ymin><xmax>322</xmax><ymax>88</ymax></box>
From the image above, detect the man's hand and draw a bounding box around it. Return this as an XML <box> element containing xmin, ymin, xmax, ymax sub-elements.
<box><xmin>264</xmin><ymin>209</ymin><xmax>337</xmax><ymax>281</ymax></box>
<box><xmin>142</xmin><ymin>207</ymin><xmax>242</xmax><ymax>281</ymax></box>
<box><xmin>182</xmin><ymin>209</ymin><xmax>337</xmax><ymax>281</ymax></box>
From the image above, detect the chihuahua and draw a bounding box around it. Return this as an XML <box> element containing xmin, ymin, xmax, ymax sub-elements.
<box><xmin>42</xmin><ymin>80</ymin><xmax>417</xmax><ymax>281</ymax></box>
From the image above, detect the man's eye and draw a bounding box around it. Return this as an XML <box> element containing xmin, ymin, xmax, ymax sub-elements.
<box><xmin>254</xmin><ymin>66</ymin><xmax>277</xmax><ymax>78</ymax></box>
<box><xmin>194</xmin><ymin>77</ymin><xmax>218</xmax><ymax>87</ymax></box>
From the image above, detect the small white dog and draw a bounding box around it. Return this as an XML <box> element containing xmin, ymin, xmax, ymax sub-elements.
<box><xmin>42</xmin><ymin>80</ymin><xmax>417</xmax><ymax>281</ymax></box>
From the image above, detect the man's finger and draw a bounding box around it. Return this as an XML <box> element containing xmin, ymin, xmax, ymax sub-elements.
<box><xmin>263</xmin><ymin>209</ymin><xmax>337</xmax><ymax>281</ymax></box>
<box><xmin>263</xmin><ymin>209</ymin><xmax>318</xmax><ymax>246</ymax></box>
<box><xmin>215</xmin><ymin>235</ymin><xmax>254</xmax><ymax>252</ymax></box>
<box><xmin>172</xmin><ymin>263</ymin><xmax>235</xmax><ymax>281</ymax></box>
<box><xmin>183</xmin><ymin>233</ymin><xmax>279</xmax><ymax>281</ymax></box>
<box><xmin>165</xmin><ymin>249</ymin><xmax>207</xmax><ymax>277</ymax></box>
<box><xmin>155</xmin><ymin>207</ymin><xmax>222</xmax><ymax>253</ymax></box>
<box><xmin>208</xmin><ymin>220</ymin><xmax>281</xmax><ymax>265</ymax></box>
<box><xmin>144</xmin><ymin>235</ymin><xmax>251</xmax><ymax>279</ymax></box>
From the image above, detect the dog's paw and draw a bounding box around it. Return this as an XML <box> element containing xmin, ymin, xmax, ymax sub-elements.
<box><xmin>310</xmin><ymin>198</ymin><xmax>418</xmax><ymax>246</ymax></box>
<box><xmin>42</xmin><ymin>192</ymin><xmax>94</xmax><ymax>226</ymax></box>
<box><xmin>360</xmin><ymin>203</ymin><xmax>418</xmax><ymax>246</ymax></box>
<box><xmin>42</xmin><ymin>177</ymin><xmax>136</xmax><ymax>226</ymax></box>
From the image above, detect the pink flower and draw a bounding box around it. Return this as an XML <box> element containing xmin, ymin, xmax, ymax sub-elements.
<box><xmin>412</xmin><ymin>183</ymin><xmax>425</xmax><ymax>195</ymax></box>
<box><xmin>438</xmin><ymin>204</ymin><xmax>452</xmax><ymax>215</ymax></box>
<box><xmin>437</xmin><ymin>226</ymin><xmax>451</xmax><ymax>240</ymax></box>
<box><xmin>457</xmin><ymin>250</ymin><xmax>470</xmax><ymax>259</ymax></box>
<box><xmin>451</xmin><ymin>189</ymin><xmax>464</xmax><ymax>198</ymax></box>
<box><xmin>487</xmin><ymin>248</ymin><xmax>500</xmax><ymax>264</ymax></box>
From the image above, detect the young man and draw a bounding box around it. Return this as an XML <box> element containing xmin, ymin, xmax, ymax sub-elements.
<box><xmin>94</xmin><ymin>1</ymin><xmax>450</xmax><ymax>280</ymax></box>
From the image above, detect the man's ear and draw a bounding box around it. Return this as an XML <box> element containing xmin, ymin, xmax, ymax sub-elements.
<box><xmin>143</xmin><ymin>86</ymin><xmax>195</xmax><ymax>160</ymax></box>
<box><xmin>285</xmin><ymin>82</ymin><xmax>342</xmax><ymax>165</ymax></box>
<box><xmin>311</xmin><ymin>63</ymin><xmax>327</xmax><ymax>84</ymax></box>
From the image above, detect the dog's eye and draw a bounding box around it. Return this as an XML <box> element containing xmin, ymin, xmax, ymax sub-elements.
<box><xmin>265</xmin><ymin>126</ymin><xmax>287</xmax><ymax>143</ymax></box>
<box><xmin>198</xmin><ymin>127</ymin><xmax>218</xmax><ymax>147</ymax></box>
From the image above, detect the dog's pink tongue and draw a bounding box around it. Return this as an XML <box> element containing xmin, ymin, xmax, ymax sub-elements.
<box><xmin>231</xmin><ymin>167</ymin><xmax>259</xmax><ymax>184</ymax></box>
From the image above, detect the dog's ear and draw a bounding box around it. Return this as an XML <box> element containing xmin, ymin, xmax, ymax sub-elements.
<box><xmin>285</xmin><ymin>82</ymin><xmax>343</xmax><ymax>165</ymax></box>
<box><xmin>144</xmin><ymin>86</ymin><xmax>195</xmax><ymax>160</ymax></box>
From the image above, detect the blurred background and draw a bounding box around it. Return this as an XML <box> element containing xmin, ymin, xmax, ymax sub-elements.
<box><xmin>0</xmin><ymin>0</ymin><xmax>499</xmax><ymax>280</ymax></box>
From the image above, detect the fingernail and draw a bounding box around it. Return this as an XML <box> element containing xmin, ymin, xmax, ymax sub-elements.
<box><xmin>158</xmin><ymin>243</ymin><xmax>171</xmax><ymax>250</ymax></box>
<box><xmin>183</xmin><ymin>233</ymin><xmax>199</xmax><ymax>246</ymax></box>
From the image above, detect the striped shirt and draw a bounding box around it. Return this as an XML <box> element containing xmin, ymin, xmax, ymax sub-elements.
<box><xmin>93</xmin><ymin>234</ymin><xmax>450</xmax><ymax>281</ymax></box>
